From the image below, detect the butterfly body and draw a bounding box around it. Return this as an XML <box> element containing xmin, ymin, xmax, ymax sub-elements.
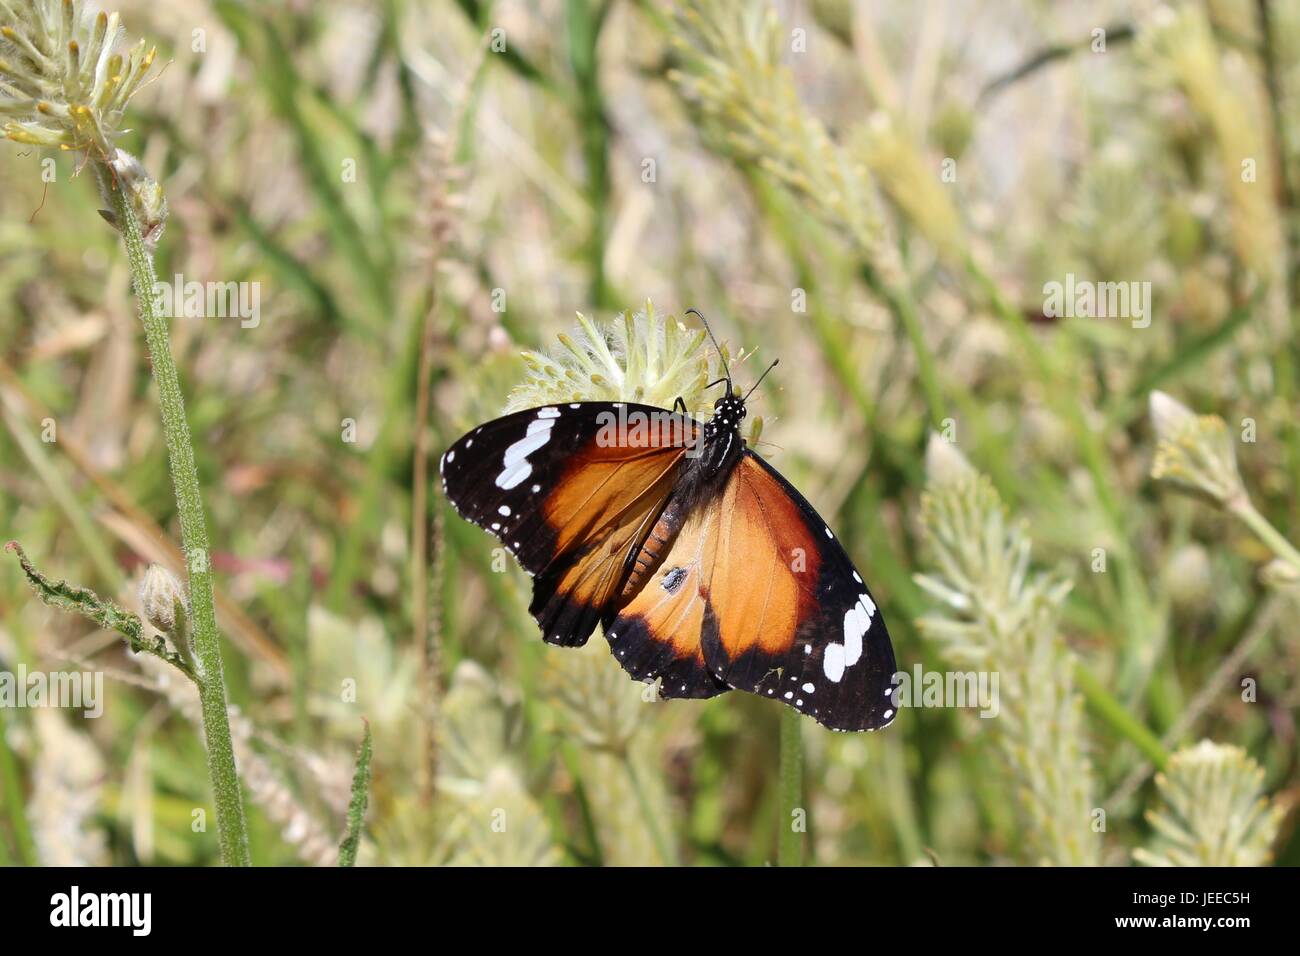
<box><xmin>440</xmin><ymin>387</ymin><xmax>898</xmax><ymax>731</ymax></box>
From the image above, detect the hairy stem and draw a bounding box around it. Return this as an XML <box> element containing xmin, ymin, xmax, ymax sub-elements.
<box><xmin>1229</xmin><ymin>495</ymin><xmax>1300</xmax><ymax>574</ymax></box>
<box><xmin>103</xmin><ymin>163</ymin><xmax>251</xmax><ymax>867</ymax></box>
<box><xmin>777</xmin><ymin>708</ymin><xmax>804</xmax><ymax>866</ymax></box>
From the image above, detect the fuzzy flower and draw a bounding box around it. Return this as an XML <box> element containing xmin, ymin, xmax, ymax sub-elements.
<box><xmin>1</xmin><ymin>1</ymin><xmax>167</xmax><ymax>243</ymax></box>
<box><xmin>855</xmin><ymin>111</ymin><xmax>965</xmax><ymax>263</ymax></box>
<box><xmin>667</xmin><ymin>0</ymin><xmax>898</xmax><ymax>281</ymax></box>
<box><xmin>543</xmin><ymin>639</ymin><xmax>643</xmax><ymax>755</ymax></box>
<box><xmin>1136</xmin><ymin>5</ymin><xmax>1282</xmax><ymax>279</ymax></box>
<box><xmin>1134</xmin><ymin>741</ymin><xmax>1283</xmax><ymax>866</ymax></box>
<box><xmin>1148</xmin><ymin>391</ymin><xmax>1244</xmax><ymax>505</ymax></box>
<box><xmin>505</xmin><ymin>302</ymin><xmax>725</xmax><ymax>419</ymax></box>
<box><xmin>137</xmin><ymin>563</ymin><xmax>185</xmax><ymax>633</ymax></box>
<box><xmin>922</xmin><ymin>432</ymin><xmax>976</xmax><ymax>489</ymax></box>
<box><xmin>914</xmin><ymin>441</ymin><xmax>1096</xmax><ymax>866</ymax></box>
<box><xmin>0</xmin><ymin>0</ymin><xmax>156</xmax><ymax>155</ymax></box>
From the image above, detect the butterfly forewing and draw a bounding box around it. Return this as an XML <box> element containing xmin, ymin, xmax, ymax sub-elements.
<box><xmin>440</xmin><ymin>402</ymin><xmax>699</xmax><ymax>646</ymax></box>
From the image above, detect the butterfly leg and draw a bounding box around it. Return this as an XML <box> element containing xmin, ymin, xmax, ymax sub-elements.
<box><xmin>672</xmin><ymin>396</ymin><xmax>687</xmax><ymax>416</ymax></box>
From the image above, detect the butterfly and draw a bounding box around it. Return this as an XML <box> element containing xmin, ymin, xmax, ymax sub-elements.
<box><xmin>439</xmin><ymin>313</ymin><xmax>898</xmax><ymax>732</ymax></box>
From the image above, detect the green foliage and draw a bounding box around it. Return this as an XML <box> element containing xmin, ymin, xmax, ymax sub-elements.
<box><xmin>338</xmin><ymin>719</ymin><xmax>373</xmax><ymax>868</ymax></box>
<box><xmin>0</xmin><ymin>0</ymin><xmax>1296</xmax><ymax>868</ymax></box>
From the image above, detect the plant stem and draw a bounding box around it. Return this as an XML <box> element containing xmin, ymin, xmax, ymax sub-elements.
<box><xmin>777</xmin><ymin>708</ymin><xmax>804</xmax><ymax>866</ymax></box>
<box><xmin>1074</xmin><ymin>664</ymin><xmax>1168</xmax><ymax>769</ymax></box>
<box><xmin>338</xmin><ymin>719</ymin><xmax>373</xmax><ymax>867</ymax></box>
<box><xmin>1229</xmin><ymin>495</ymin><xmax>1300</xmax><ymax>574</ymax></box>
<box><xmin>103</xmin><ymin>164</ymin><xmax>251</xmax><ymax>867</ymax></box>
<box><xmin>859</xmin><ymin>263</ymin><xmax>945</xmax><ymax>426</ymax></box>
<box><xmin>0</xmin><ymin>703</ymin><xmax>37</xmax><ymax>866</ymax></box>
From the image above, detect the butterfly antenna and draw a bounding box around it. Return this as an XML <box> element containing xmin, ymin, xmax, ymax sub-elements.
<box><xmin>743</xmin><ymin>358</ymin><xmax>780</xmax><ymax>401</ymax></box>
<box><xmin>685</xmin><ymin>308</ymin><xmax>732</xmax><ymax>392</ymax></box>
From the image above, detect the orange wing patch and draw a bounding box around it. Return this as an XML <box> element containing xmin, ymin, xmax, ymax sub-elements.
<box><xmin>543</xmin><ymin>482</ymin><xmax>671</xmax><ymax>612</ymax></box>
<box><xmin>543</xmin><ymin>416</ymin><xmax>698</xmax><ymax>555</ymax></box>
<box><xmin>706</xmin><ymin>455</ymin><xmax>822</xmax><ymax>661</ymax></box>
<box><xmin>600</xmin><ymin>501</ymin><xmax>731</xmax><ymax>699</ymax></box>
<box><xmin>530</xmin><ymin>415</ymin><xmax>698</xmax><ymax>648</ymax></box>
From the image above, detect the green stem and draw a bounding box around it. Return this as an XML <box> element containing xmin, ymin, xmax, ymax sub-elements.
<box><xmin>338</xmin><ymin>719</ymin><xmax>373</xmax><ymax>867</ymax></box>
<box><xmin>0</xmin><ymin>704</ymin><xmax>37</xmax><ymax>866</ymax></box>
<box><xmin>1229</xmin><ymin>495</ymin><xmax>1300</xmax><ymax>574</ymax></box>
<box><xmin>1074</xmin><ymin>663</ymin><xmax>1168</xmax><ymax>769</ymax></box>
<box><xmin>566</xmin><ymin>0</ymin><xmax>614</xmax><ymax>308</ymax></box>
<box><xmin>622</xmin><ymin>750</ymin><xmax>677</xmax><ymax>866</ymax></box>
<box><xmin>860</xmin><ymin>264</ymin><xmax>945</xmax><ymax>426</ymax></box>
<box><xmin>777</xmin><ymin>708</ymin><xmax>804</xmax><ymax>866</ymax></box>
<box><xmin>104</xmin><ymin>165</ymin><xmax>251</xmax><ymax>867</ymax></box>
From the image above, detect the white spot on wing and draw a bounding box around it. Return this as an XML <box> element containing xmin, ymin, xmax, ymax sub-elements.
<box><xmin>823</xmin><ymin>644</ymin><xmax>846</xmax><ymax>682</ymax></box>
<box><xmin>802</xmin><ymin>682</ymin><xmax>815</xmax><ymax>694</ymax></box>
<box><xmin>537</xmin><ymin>406</ymin><xmax>561</xmax><ymax>419</ymax></box>
<box><xmin>823</xmin><ymin>594</ymin><xmax>875</xmax><ymax>682</ymax></box>
<box><xmin>498</xmin><ymin>505</ymin><xmax>511</xmax><ymax>517</ymax></box>
<box><xmin>495</xmin><ymin>418</ymin><xmax>555</xmax><ymax>489</ymax></box>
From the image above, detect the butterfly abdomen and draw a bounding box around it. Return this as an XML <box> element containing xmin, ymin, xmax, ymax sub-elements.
<box><xmin>619</xmin><ymin>498</ymin><xmax>690</xmax><ymax>599</ymax></box>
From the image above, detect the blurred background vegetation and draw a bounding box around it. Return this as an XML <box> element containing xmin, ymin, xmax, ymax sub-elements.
<box><xmin>1</xmin><ymin>0</ymin><xmax>1298</xmax><ymax>865</ymax></box>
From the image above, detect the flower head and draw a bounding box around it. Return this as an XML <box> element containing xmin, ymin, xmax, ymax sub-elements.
<box><xmin>505</xmin><ymin>301</ymin><xmax>727</xmax><ymax>418</ymax></box>
<box><xmin>1</xmin><ymin>1</ymin><xmax>167</xmax><ymax>243</ymax></box>
<box><xmin>1148</xmin><ymin>391</ymin><xmax>1244</xmax><ymax>505</ymax></box>
<box><xmin>1134</xmin><ymin>740</ymin><xmax>1283</xmax><ymax>866</ymax></box>
<box><xmin>0</xmin><ymin>0</ymin><xmax>157</xmax><ymax>156</ymax></box>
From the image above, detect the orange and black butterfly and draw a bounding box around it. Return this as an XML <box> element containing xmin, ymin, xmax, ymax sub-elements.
<box><xmin>439</xmin><ymin>314</ymin><xmax>897</xmax><ymax>732</ymax></box>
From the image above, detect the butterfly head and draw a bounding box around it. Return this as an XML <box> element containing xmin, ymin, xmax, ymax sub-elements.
<box><xmin>710</xmin><ymin>393</ymin><xmax>747</xmax><ymax>430</ymax></box>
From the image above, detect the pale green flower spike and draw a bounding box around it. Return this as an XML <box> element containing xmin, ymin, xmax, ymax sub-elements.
<box><xmin>428</xmin><ymin>662</ymin><xmax>560</xmax><ymax>866</ymax></box>
<box><xmin>543</xmin><ymin>641</ymin><xmax>642</xmax><ymax>755</ymax></box>
<box><xmin>914</xmin><ymin>436</ymin><xmax>1097</xmax><ymax>865</ymax></box>
<box><xmin>1134</xmin><ymin>740</ymin><xmax>1283</xmax><ymax>867</ymax></box>
<box><xmin>1148</xmin><ymin>391</ymin><xmax>1244</xmax><ymax>506</ymax></box>
<box><xmin>505</xmin><ymin>301</ymin><xmax>726</xmax><ymax>419</ymax></box>
<box><xmin>1148</xmin><ymin>391</ymin><xmax>1300</xmax><ymax>579</ymax></box>
<box><xmin>1</xmin><ymin>0</ymin><xmax>167</xmax><ymax>243</ymax></box>
<box><xmin>0</xmin><ymin>0</ymin><xmax>156</xmax><ymax>154</ymax></box>
<box><xmin>668</xmin><ymin>0</ymin><xmax>893</xmax><ymax>275</ymax></box>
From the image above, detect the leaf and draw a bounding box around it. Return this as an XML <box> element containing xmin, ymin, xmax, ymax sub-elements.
<box><xmin>338</xmin><ymin>718</ymin><xmax>374</xmax><ymax>867</ymax></box>
<box><xmin>5</xmin><ymin>541</ymin><xmax>195</xmax><ymax>680</ymax></box>
<box><xmin>5</xmin><ymin>541</ymin><xmax>142</xmax><ymax>644</ymax></box>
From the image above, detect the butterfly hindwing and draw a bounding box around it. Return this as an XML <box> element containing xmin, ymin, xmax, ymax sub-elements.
<box><xmin>440</xmin><ymin>402</ymin><xmax>699</xmax><ymax>647</ymax></box>
<box><xmin>599</xmin><ymin>497</ymin><xmax>731</xmax><ymax>700</ymax></box>
<box><xmin>701</xmin><ymin>452</ymin><xmax>897</xmax><ymax>731</ymax></box>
